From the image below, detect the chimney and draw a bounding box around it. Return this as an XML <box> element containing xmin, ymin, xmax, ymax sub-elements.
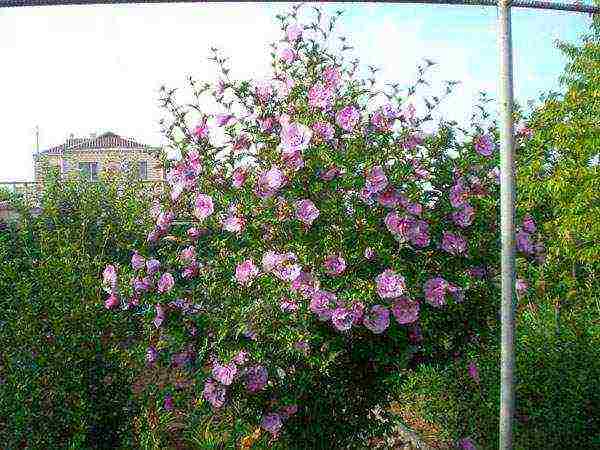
<box><xmin>90</xmin><ymin>132</ymin><xmax>97</xmax><ymax>139</ymax></box>
<box><xmin>69</xmin><ymin>133</ymin><xmax>74</xmax><ymax>139</ymax></box>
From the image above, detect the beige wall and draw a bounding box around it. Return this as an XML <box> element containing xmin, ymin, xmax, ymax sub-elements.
<box><xmin>35</xmin><ymin>148</ymin><xmax>164</xmax><ymax>184</ymax></box>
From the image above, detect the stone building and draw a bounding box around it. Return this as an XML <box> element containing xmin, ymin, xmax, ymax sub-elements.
<box><xmin>33</xmin><ymin>131</ymin><xmax>164</xmax><ymax>183</ymax></box>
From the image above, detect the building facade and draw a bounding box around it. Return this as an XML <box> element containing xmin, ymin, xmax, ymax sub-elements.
<box><xmin>34</xmin><ymin>131</ymin><xmax>164</xmax><ymax>183</ymax></box>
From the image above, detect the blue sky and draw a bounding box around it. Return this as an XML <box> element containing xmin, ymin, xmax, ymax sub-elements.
<box><xmin>0</xmin><ymin>2</ymin><xmax>593</xmax><ymax>181</ymax></box>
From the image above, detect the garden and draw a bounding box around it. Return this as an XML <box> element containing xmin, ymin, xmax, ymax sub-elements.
<box><xmin>1</xmin><ymin>5</ymin><xmax>599</xmax><ymax>449</ymax></box>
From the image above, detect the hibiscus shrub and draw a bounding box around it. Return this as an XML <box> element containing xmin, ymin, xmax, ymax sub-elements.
<box><xmin>103</xmin><ymin>6</ymin><xmax>543</xmax><ymax>448</ymax></box>
<box><xmin>0</xmin><ymin>173</ymin><xmax>152</xmax><ymax>449</ymax></box>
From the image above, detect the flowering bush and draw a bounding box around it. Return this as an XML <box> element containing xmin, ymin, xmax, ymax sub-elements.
<box><xmin>103</xmin><ymin>6</ymin><xmax>543</xmax><ymax>447</ymax></box>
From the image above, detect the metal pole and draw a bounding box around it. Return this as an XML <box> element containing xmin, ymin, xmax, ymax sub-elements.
<box><xmin>498</xmin><ymin>0</ymin><xmax>516</xmax><ymax>449</ymax></box>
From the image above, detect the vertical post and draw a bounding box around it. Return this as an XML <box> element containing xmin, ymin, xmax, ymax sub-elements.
<box><xmin>498</xmin><ymin>0</ymin><xmax>516</xmax><ymax>449</ymax></box>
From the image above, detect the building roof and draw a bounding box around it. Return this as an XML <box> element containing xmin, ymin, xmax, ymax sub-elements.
<box><xmin>41</xmin><ymin>132</ymin><xmax>160</xmax><ymax>155</ymax></box>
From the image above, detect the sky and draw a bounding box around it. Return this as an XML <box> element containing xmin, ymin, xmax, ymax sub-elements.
<box><xmin>0</xmin><ymin>1</ymin><xmax>594</xmax><ymax>182</ymax></box>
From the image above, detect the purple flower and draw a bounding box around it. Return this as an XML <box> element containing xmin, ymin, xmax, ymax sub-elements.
<box><xmin>467</xmin><ymin>266</ymin><xmax>486</xmax><ymax>279</ymax></box>
<box><xmin>157</xmin><ymin>273</ymin><xmax>175</xmax><ymax>294</ymax></box>
<box><xmin>233</xmin><ymin>350</ymin><xmax>249</xmax><ymax>366</ymax></box>
<box><xmin>146</xmin><ymin>346</ymin><xmax>158</xmax><ymax>365</ymax></box>
<box><xmin>104</xmin><ymin>293</ymin><xmax>119</xmax><ymax>309</ymax></box>
<box><xmin>335</xmin><ymin>105</ymin><xmax>360</xmax><ymax>132</ymax></box>
<box><xmin>452</xmin><ymin>204</ymin><xmax>475</xmax><ymax>228</ymax></box>
<box><xmin>377</xmin><ymin>188</ymin><xmax>400</xmax><ymax>208</ymax></box>
<box><xmin>458</xmin><ymin>437</ymin><xmax>477</xmax><ymax>450</ymax></box>
<box><xmin>522</xmin><ymin>214</ymin><xmax>536</xmax><ymax>233</ymax></box>
<box><xmin>254</xmin><ymin>81</ymin><xmax>273</xmax><ymax>103</ymax></box>
<box><xmin>193</xmin><ymin>120</ymin><xmax>209</xmax><ymax>140</ymax></box>
<box><xmin>216</xmin><ymin>113</ymin><xmax>236</xmax><ymax>127</ymax></box>
<box><xmin>156</xmin><ymin>210</ymin><xmax>175</xmax><ymax>232</ymax></box>
<box><xmin>146</xmin><ymin>258</ymin><xmax>160</xmax><ymax>275</ymax></box>
<box><xmin>516</xmin><ymin>230</ymin><xmax>534</xmax><ymax>254</ymax></box>
<box><xmin>256</xmin><ymin>166</ymin><xmax>286</xmax><ymax>199</ymax></box>
<box><xmin>280</xmin><ymin>297</ymin><xmax>299</xmax><ymax>313</ymax></box>
<box><xmin>312</xmin><ymin>121</ymin><xmax>335</xmax><ymax>142</ymax></box>
<box><xmin>202</xmin><ymin>378</ymin><xmax>226</xmax><ymax>408</ymax></box>
<box><xmin>261</xmin><ymin>413</ymin><xmax>283</xmax><ymax>436</ymax></box>
<box><xmin>363</xmin><ymin>305</ymin><xmax>390</xmax><ymax>334</ymax></box>
<box><xmin>385</xmin><ymin>212</ymin><xmax>414</xmax><ymax>242</ymax></box>
<box><xmin>449</xmin><ymin>182</ymin><xmax>469</xmax><ymax>208</ymax></box>
<box><xmin>391</xmin><ymin>297</ymin><xmax>420</xmax><ymax>324</ymax></box>
<box><xmin>163</xmin><ymin>394</ymin><xmax>174</xmax><ymax>411</ymax></box>
<box><xmin>376</xmin><ymin>269</ymin><xmax>406</xmax><ymax>299</ymax></box>
<box><xmin>308</xmin><ymin>82</ymin><xmax>334</xmax><ymax>109</ymax></box>
<box><xmin>291</xmin><ymin>271</ymin><xmax>319</xmax><ymax>299</ymax></box>
<box><xmin>194</xmin><ymin>194</ymin><xmax>214</xmax><ymax>221</ymax></box>
<box><xmin>131</xmin><ymin>252</ymin><xmax>145</xmax><ymax>270</ymax></box>
<box><xmin>286</xmin><ymin>23</ymin><xmax>303</xmax><ymax>42</ymax></box>
<box><xmin>516</xmin><ymin>278</ymin><xmax>529</xmax><ymax>296</ymax></box>
<box><xmin>440</xmin><ymin>231</ymin><xmax>467</xmax><ymax>256</ymax></box>
<box><xmin>473</xmin><ymin>133</ymin><xmax>495</xmax><ymax>157</ymax></box>
<box><xmin>331</xmin><ymin>307</ymin><xmax>355</xmax><ymax>332</ymax></box>
<box><xmin>371</xmin><ymin>110</ymin><xmax>391</xmax><ymax>131</ymax></box>
<box><xmin>323</xmin><ymin>66</ymin><xmax>341</xmax><ymax>88</ymax></box>
<box><xmin>279</xmin><ymin>120</ymin><xmax>312</xmax><ymax>155</ymax></box>
<box><xmin>153</xmin><ymin>304</ymin><xmax>166</xmax><ymax>328</ymax></box>
<box><xmin>294</xmin><ymin>199</ymin><xmax>319</xmax><ymax>226</ymax></box>
<box><xmin>320</xmin><ymin>166</ymin><xmax>341</xmax><ymax>181</ymax></box>
<box><xmin>410</xmin><ymin>220</ymin><xmax>431</xmax><ymax>248</ymax></box>
<box><xmin>180</xmin><ymin>246</ymin><xmax>196</xmax><ymax>264</ymax></box>
<box><xmin>235</xmin><ymin>260</ymin><xmax>259</xmax><ymax>285</ymax></box>
<box><xmin>103</xmin><ymin>265</ymin><xmax>117</xmax><ymax>289</ymax></box>
<box><xmin>423</xmin><ymin>277</ymin><xmax>451</xmax><ymax>307</ymax></box>
<box><xmin>280</xmin><ymin>404</ymin><xmax>298</xmax><ymax>418</ymax></box>
<box><xmin>467</xmin><ymin>361</ymin><xmax>480</xmax><ymax>384</ymax></box>
<box><xmin>246</xmin><ymin>365</ymin><xmax>268</xmax><ymax>393</ymax></box>
<box><xmin>365</xmin><ymin>165</ymin><xmax>388</xmax><ymax>194</ymax></box>
<box><xmin>187</xmin><ymin>227</ymin><xmax>202</xmax><ymax>240</ymax></box>
<box><xmin>364</xmin><ymin>247</ymin><xmax>375</xmax><ymax>260</ymax></box>
<box><xmin>323</xmin><ymin>254</ymin><xmax>346</xmax><ymax>276</ymax></box>
<box><xmin>212</xmin><ymin>362</ymin><xmax>237</xmax><ymax>386</ymax></box>
<box><xmin>310</xmin><ymin>290</ymin><xmax>337</xmax><ymax>321</ymax></box>
<box><xmin>407</xmin><ymin>322</ymin><xmax>423</xmax><ymax>344</ymax></box>
<box><xmin>295</xmin><ymin>340</ymin><xmax>310</xmax><ymax>354</ymax></box>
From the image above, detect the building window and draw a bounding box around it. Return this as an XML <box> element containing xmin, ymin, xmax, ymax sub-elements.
<box><xmin>79</xmin><ymin>162</ymin><xmax>99</xmax><ymax>181</ymax></box>
<box><xmin>138</xmin><ymin>161</ymin><xmax>148</xmax><ymax>180</ymax></box>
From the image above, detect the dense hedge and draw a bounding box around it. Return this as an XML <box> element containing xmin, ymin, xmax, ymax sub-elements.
<box><xmin>0</xmin><ymin>175</ymin><xmax>152</xmax><ymax>449</ymax></box>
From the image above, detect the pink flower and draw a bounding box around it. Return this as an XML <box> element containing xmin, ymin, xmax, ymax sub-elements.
<box><xmin>278</xmin><ymin>46</ymin><xmax>296</xmax><ymax>64</ymax></box>
<box><xmin>223</xmin><ymin>215</ymin><xmax>246</xmax><ymax>233</ymax></box>
<box><xmin>323</xmin><ymin>254</ymin><xmax>346</xmax><ymax>276</ymax></box>
<box><xmin>180</xmin><ymin>246</ymin><xmax>196</xmax><ymax>264</ymax></box>
<box><xmin>279</xmin><ymin>121</ymin><xmax>313</xmax><ymax>155</ymax></box>
<box><xmin>131</xmin><ymin>252</ymin><xmax>145</xmax><ymax>270</ymax></box>
<box><xmin>256</xmin><ymin>166</ymin><xmax>286</xmax><ymax>199</ymax></box>
<box><xmin>156</xmin><ymin>210</ymin><xmax>175</xmax><ymax>232</ymax></box>
<box><xmin>187</xmin><ymin>227</ymin><xmax>202</xmax><ymax>240</ymax></box>
<box><xmin>336</xmin><ymin>105</ymin><xmax>360</xmax><ymax>132</ymax></box>
<box><xmin>255</xmin><ymin>81</ymin><xmax>273</xmax><ymax>103</ymax></box>
<box><xmin>391</xmin><ymin>297</ymin><xmax>420</xmax><ymax>324</ymax></box>
<box><xmin>157</xmin><ymin>273</ymin><xmax>175</xmax><ymax>294</ymax></box>
<box><xmin>233</xmin><ymin>350</ymin><xmax>249</xmax><ymax>366</ymax></box>
<box><xmin>310</xmin><ymin>290</ymin><xmax>337</xmax><ymax>321</ymax></box>
<box><xmin>323</xmin><ymin>66</ymin><xmax>341</xmax><ymax>88</ymax></box>
<box><xmin>410</xmin><ymin>220</ymin><xmax>430</xmax><ymax>248</ymax></box>
<box><xmin>365</xmin><ymin>165</ymin><xmax>388</xmax><ymax>194</ymax></box>
<box><xmin>104</xmin><ymin>293</ymin><xmax>119</xmax><ymax>309</ymax></box>
<box><xmin>194</xmin><ymin>194</ymin><xmax>214</xmax><ymax>221</ymax></box>
<box><xmin>516</xmin><ymin>230</ymin><xmax>534</xmax><ymax>254</ymax></box>
<box><xmin>233</xmin><ymin>134</ymin><xmax>251</xmax><ymax>152</ymax></box>
<box><xmin>235</xmin><ymin>260</ymin><xmax>259</xmax><ymax>285</ymax></box>
<box><xmin>146</xmin><ymin>258</ymin><xmax>160</xmax><ymax>275</ymax></box>
<box><xmin>451</xmin><ymin>204</ymin><xmax>475</xmax><ymax>228</ymax></box>
<box><xmin>473</xmin><ymin>133</ymin><xmax>495</xmax><ymax>157</ymax></box>
<box><xmin>246</xmin><ymin>365</ymin><xmax>268</xmax><ymax>392</ymax></box>
<box><xmin>467</xmin><ymin>361</ymin><xmax>480</xmax><ymax>384</ymax></box>
<box><xmin>331</xmin><ymin>307</ymin><xmax>355</xmax><ymax>332</ymax></box>
<box><xmin>294</xmin><ymin>199</ymin><xmax>319</xmax><ymax>226</ymax></box>
<box><xmin>320</xmin><ymin>166</ymin><xmax>340</xmax><ymax>181</ymax></box>
<box><xmin>193</xmin><ymin>120</ymin><xmax>209</xmax><ymax>140</ymax></box>
<box><xmin>423</xmin><ymin>277</ymin><xmax>450</xmax><ymax>307</ymax></box>
<box><xmin>371</xmin><ymin>110</ymin><xmax>391</xmax><ymax>131</ymax></box>
<box><xmin>282</xmin><ymin>150</ymin><xmax>305</xmax><ymax>172</ymax></box>
<box><xmin>286</xmin><ymin>23</ymin><xmax>303</xmax><ymax>42</ymax></box>
<box><xmin>308</xmin><ymin>82</ymin><xmax>334</xmax><ymax>109</ymax></box>
<box><xmin>363</xmin><ymin>305</ymin><xmax>390</xmax><ymax>334</ymax></box>
<box><xmin>312</xmin><ymin>121</ymin><xmax>335</xmax><ymax>142</ymax></box>
<box><xmin>516</xmin><ymin>278</ymin><xmax>529</xmax><ymax>296</ymax></box>
<box><xmin>212</xmin><ymin>362</ymin><xmax>237</xmax><ymax>386</ymax></box>
<box><xmin>406</xmin><ymin>202</ymin><xmax>422</xmax><ymax>216</ymax></box>
<box><xmin>258</xmin><ymin>116</ymin><xmax>275</xmax><ymax>133</ymax></box>
<box><xmin>449</xmin><ymin>182</ymin><xmax>469</xmax><ymax>208</ymax></box>
<box><xmin>440</xmin><ymin>231</ymin><xmax>467</xmax><ymax>256</ymax></box>
<box><xmin>232</xmin><ymin>167</ymin><xmax>247</xmax><ymax>188</ymax></box>
<box><xmin>215</xmin><ymin>79</ymin><xmax>226</xmax><ymax>97</ymax></box>
<box><xmin>385</xmin><ymin>212</ymin><xmax>414</xmax><ymax>242</ymax></box>
<box><xmin>376</xmin><ymin>269</ymin><xmax>406</xmax><ymax>299</ymax></box>
<box><xmin>522</xmin><ymin>214</ymin><xmax>536</xmax><ymax>233</ymax></box>
<box><xmin>280</xmin><ymin>404</ymin><xmax>298</xmax><ymax>418</ymax></box>
<box><xmin>261</xmin><ymin>413</ymin><xmax>283</xmax><ymax>436</ymax></box>
<box><xmin>103</xmin><ymin>265</ymin><xmax>117</xmax><ymax>289</ymax></box>
<box><xmin>202</xmin><ymin>378</ymin><xmax>226</xmax><ymax>408</ymax></box>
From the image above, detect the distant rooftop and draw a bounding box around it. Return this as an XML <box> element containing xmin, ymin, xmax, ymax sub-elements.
<box><xmin>40</xmin><ymin>131</ymin><xmax>160</xmax><ymax>155</ymax></box>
